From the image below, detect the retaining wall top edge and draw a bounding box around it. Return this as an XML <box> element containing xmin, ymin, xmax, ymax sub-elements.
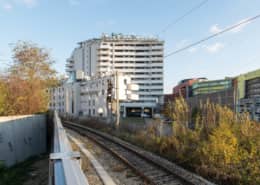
<box><xmin>0</xmin><ymin>114</ymin><xmax>45</xmax><ymax>123</ymax></box>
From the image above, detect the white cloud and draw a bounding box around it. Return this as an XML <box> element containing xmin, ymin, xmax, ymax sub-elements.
<box><xmin>205</xmin><ymin>42</ymin><xmax>224</xmax><ymax>53</ymax></box>
<box><xmin>231</xmin><ymin>18</ymin><xmax>251</xmax><ymax>33</ymax></box>
<box><xmin>3</xmin><ymin>2</ymin><xmax>13</xmax><ymax>10</ymax></box>
<box><xmin>209</xmin><ymin>24</ymin><xmax>222</xmax><ymax>34</ymax></box>
<box><xmin>209</xmin><ymin>17</ymin><xmax>251</xmax><ymax>35</ymax></box>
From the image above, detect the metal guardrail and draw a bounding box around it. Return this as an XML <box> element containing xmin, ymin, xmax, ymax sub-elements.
<box><xmin>48</xmin><ymin>111</ymin><xmax>89</xmax><ymax>185</ymax></box>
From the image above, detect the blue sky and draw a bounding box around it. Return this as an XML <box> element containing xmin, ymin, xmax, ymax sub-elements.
<box><xmin>0</xmin><ymin>0</ymin><xmax>260</xmax><ymax>93</ymax></box>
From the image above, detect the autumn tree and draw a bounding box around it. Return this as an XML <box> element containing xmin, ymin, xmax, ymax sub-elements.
<box><xmin>0</xmin><ymin>41</ymin><xmax>57</xmax><ymax>115</ymax></box>
<box><xmin>0</xmin><ymin>78</ymin><xmax>8</xmax><ymax>115</ymax></box>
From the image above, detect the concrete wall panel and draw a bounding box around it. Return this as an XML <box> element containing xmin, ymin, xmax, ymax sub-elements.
<box><xmin>0</xmin><ymin>115</ymin><xmax>46</xmax><ymax>167</ymax></box>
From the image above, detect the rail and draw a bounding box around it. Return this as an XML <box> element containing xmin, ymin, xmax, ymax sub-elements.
<box><xmin>48</xmin><ymin>111</ymin><xmax>89</xmax><ymax>185</ymax></box>
<box><xmin>64</xmin><ymin>121</ymin><xmax>216</xmax><ymax>185</ymax></box>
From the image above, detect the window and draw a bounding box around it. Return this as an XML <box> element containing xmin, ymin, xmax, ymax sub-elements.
<box><xmin>93</xmin><ymin>109</ymin><xmax>95</xmax><ymax>115</ymax></box>
<box><xmin>93</xmin><ymin>100</ymin><xmax>95</xmax><ymax>106</ymax></box>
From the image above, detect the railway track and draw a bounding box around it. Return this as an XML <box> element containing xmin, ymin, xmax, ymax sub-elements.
<box><xmin>63</xmin><ymin>121</ymin><xmax>215</xmax><ymax>185</ymax></box>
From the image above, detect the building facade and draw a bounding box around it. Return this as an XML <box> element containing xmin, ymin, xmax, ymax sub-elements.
<box><xmin>66</xmin><ymin>34</ymin><xmax>164</xmax><ymax>117</ymax></box>
<box><xmin>237</xmin><ymin>69</ymin><xmax>260</xmax><ymax>121</ymax></box>
<box><xmin>80</xmin><ymin>74</ymin><xmax>132</xmax><ymax>118</ymax></box>
<box><xmin>187</xmin><ymin>87</ymin><xmax>236</xmax><ymax>111</ymax></box>
<box><xmin>48</xmin><ymin>73</ymin><xmax>133</xmax><ymax>118</ymax></box>
<box><xmin>192</xmin><ymin>78</ymin><xmax>233</xmax><ymax>96</ymax></box>
<box><xmin>168</xmin><ymin>77</ymin><xmax>236</xmax><ymax>114</ymax></box>
<box><xmin>173</xmin><ymin>78</ymin><xmax>207</xmax><ymax>99</ymax></box>
<box><xmin>238</xmin><ymin>98</ymin><xmax>260</xmax><ymax>121</ymax></box>
<box><xmin>165</xmin><ymin>69</ymin><xmax>260</xmax><ymax>122</ymax></box>
<box><xmin>48</xmin><ymin>84</ymin><xmax>66</xmax><ymax>113</ymax></box>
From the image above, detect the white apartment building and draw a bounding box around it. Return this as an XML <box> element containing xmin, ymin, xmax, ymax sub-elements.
<box><xmin>48</xmin><ymin>85</ymin><xmax>66</xmax><ymax>113</ymax></box>
<box><xmin>80</xmin><ymin>73</ymin><xmax>132</xmax><ymax>118</ymax></box>
<box><xmin>48</xmin><ymin>73</ymin><xmax>133</xmax><ymax>119</ymax></box>
<box><xmin>48</xmin><ymin>78</ymin><xmax>78</xmax><ymax>115</ymax></box>
<box><xmin>66</xmin><ymin>34</ymin><xmax>164</xmax><ymax>117</ymax></box>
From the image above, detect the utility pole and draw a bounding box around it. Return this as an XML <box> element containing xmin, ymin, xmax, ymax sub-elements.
<box><xmin>115</xmin><ymin>71</ymin><xmax>120</xmax><ymax>130</ymax></box>
<box><xmin>106</xmin><ymin>79</ymin><xmax>113</xmax><ymax>124</ymax></box>
<box><xmin>114</xmin><ymin>71</ymin><xmax>139</xmax><ymax>130</ymax></box>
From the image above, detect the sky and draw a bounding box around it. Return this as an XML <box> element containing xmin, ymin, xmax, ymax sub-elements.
<box><xmin>0</xmin><ymin>0</ymin><xmax>260</xmax><ymax>93</ymax></box>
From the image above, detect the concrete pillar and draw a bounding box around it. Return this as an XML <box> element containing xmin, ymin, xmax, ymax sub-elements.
<box><xmin>123</xmin><ymin>106</ymin><xmax>126</xmax><ymax>118</ymax></box>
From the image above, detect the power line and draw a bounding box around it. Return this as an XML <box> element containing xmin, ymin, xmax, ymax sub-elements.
<box><xmin>159</xmin><ymin>0</ymin><xmax>209</xmax><ymax>35</ymax></box>
<box><xmin>165</xmin><ymin>14</ymin><xmax>260</xmax><ymax>58</ymax></box>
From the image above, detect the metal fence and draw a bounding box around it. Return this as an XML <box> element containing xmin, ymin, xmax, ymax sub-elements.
<box><xmin>49</xmin><ymin>111</ymin><xmax>89</xmax><ymax>185</ymax></box>
<box><xmin>0</xmin><ymin>114</ymin><xmax>46</xmax><ymax>167</ymax></box>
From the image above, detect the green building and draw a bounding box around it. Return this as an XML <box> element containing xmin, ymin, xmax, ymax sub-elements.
<box><xmin>236</xmin><ymin>69</ymin><xmax>260</xmax><ymax>121</ymax></box>
<box><xmin>235</xmin><ymin>69</ymin><xmax>260</xmax><ymax>99</ymax></box>
<box><xmin>192</xmin><ymin>78</ymin><xmax>233</xmax><ymax>96</ymax></box>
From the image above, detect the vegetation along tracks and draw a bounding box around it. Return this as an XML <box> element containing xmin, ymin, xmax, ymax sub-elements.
<box><xmin>63</xmin><ymin>121</ymin><xmax>215</xmax><ymax>185</ymax></box>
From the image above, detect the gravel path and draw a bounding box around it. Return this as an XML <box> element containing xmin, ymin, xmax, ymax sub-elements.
<box><xmin>67</xmin><ymin>129</ymin><xmax>149</xmax><ymax>185</ymax></box>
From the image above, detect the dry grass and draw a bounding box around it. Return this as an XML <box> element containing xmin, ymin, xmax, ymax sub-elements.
<box><xmin>111</xmin><ymin>164</ymin><xmax>126</xmax><ymax>172</ymax></box>
<box><xmin>69</xmin><ymin>139</ymin><xmax>92</xmax><ymax>172</ymax></box>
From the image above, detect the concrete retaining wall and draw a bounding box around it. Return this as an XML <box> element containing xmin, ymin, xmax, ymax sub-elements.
<box><xmin>0</xmin><ymin>114</ymin><xmax>46</xmax><ymax>167</ymax></box>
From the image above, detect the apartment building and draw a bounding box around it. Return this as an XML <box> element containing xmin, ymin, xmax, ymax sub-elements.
<box><xmin>48</xmin><ymin>86</ymin><xmax>65</xmax><ymax>113</ymax></box>
<box><xmin>48</xmin><ymin>74</ymin><xmax>133</xmax><ymax>119</ymax></box>
<box><xmin>66</xmin><ymin>34</ymin><xmax>164</xmax><ymax>117</ymax></box>
<box><xmin>80</xmin><ymin>73</ymin><xmax>132</xmax><ymax>118</ymax></box>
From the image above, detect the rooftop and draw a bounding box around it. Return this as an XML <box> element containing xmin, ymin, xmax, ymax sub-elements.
<box><xmin>78</xmin><ymin>33</ymin><xmax>163</xmax><ymax>44</ymax></box>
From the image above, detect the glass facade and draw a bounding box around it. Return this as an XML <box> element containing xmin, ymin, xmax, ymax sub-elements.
<box><xmin>192</xmin><ymin>79</ymin><xmax>232</xmax><ymax>96</ymax></box>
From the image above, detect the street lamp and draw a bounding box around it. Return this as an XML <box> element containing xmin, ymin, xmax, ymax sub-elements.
<box><xmin>98</xmin><ymin>107</ymin><xmax>103</xmax><ymax>117</ymax></box>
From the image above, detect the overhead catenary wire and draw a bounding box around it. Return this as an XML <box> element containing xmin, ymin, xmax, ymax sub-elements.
<box><xmin>164</xmin><ymin>13</ymin><xmax>260</xmax><ymax>58</ymax></box>
<box><xmin>158</xmin><ymin>0</ymin><xmax>209</xmax><ymax>35</ymax></box>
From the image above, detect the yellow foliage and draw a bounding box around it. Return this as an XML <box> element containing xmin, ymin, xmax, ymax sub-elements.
<box><xmin>0</xmin><ymin>41</ymin><xmax>57</xmax><ymax>116</ymax></box>
<box><xmin>159</xmin><ymin>97</ymin><xmax>260</xmax><ymax>184</ymax></box>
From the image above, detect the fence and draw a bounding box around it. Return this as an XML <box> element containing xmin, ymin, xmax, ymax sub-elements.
<box><xmin>48</xmin><ymin>111</ymin><xmax>89</xmax><ymax>185</ymax></box>
<box><xmin>0</xmin><ymin>114</ymin><xmax>46</xmax><ymax>167</ymax></box>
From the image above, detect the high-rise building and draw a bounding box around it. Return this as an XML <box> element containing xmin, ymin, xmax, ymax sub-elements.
<box><xmin>66</xmin><ymin>34</ymin><xmax>164</xmax><ymax>117</ymax></box>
